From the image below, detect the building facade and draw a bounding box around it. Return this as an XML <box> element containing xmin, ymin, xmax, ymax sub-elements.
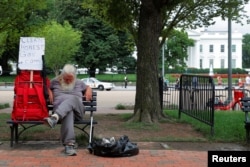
<box><xmin>187</xmin><ymin>30</ymin><xmax>243</xmax><ymax>69</ymax></box>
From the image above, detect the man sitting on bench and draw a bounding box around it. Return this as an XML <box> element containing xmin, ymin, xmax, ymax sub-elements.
<box><xmin>44</xmin><ymin>64</ymin><xmax>92</xmax><ymax>156</ymax></box>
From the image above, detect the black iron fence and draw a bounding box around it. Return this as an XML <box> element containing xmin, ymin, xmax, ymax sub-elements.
<box><xmin>161</xmin><ymin>74</ymin><xmax>215</xmax><ymax>135</ymax></box>
<box><xmin>163</xmin><ymin>81</ymin><xmax>250</xmax><ymax>111</ymax></box>
<box><xmin>161</xmin><ymin>74</ymin><xmax>250</xmax><ymax>136</ymax></box>
<box><xmin>179</xmin><ymin>74</ymin><xmax>215</xmax><ymax>135</ymax></box>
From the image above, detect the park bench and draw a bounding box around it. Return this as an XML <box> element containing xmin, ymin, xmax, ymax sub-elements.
<box><xmin>6</xmin><ymin>91</ymin><xmax>97</xmax><ymax>147</ymax></box>
<box><xmin>240</xmin><ymin>97</ymin><xmax>250</xmax><ymax>143</ymax></box>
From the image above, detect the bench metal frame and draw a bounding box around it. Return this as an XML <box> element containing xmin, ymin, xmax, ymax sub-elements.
<box><xmin>240</xmin><ymin>97</ymin><xmax>250</xmax><ymax>143</ymax></box>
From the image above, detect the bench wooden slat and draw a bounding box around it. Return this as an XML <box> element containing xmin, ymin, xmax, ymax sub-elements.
<box><xmin>84</xmin><ymin>107</ymin><xmax>96</xmax><ymax>111</ymax></box>
<box><xmin>83</xmin><ymin>101</ymin><xmax>97</xmax><ymax>106</ymax></box>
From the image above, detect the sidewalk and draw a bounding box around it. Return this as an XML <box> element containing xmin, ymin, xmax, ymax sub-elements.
<box><xmin>0</xmin><ymin>146</ymin><xmax>207</xmax><ymax>167</ymax></box>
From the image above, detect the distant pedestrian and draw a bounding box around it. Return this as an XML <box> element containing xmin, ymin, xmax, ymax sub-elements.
<box><xmin>175</xmin><ymin>77</ymin><xmax>180</xmax><ymax>90</ymax></box>
<box><xmin>238</xmin><ymin>77</ymin><xmax>244</xmax><ymax>88</ymax></box>
<box><xmin>192</xmin><ymin>76</ymin><xmax>198</xmax><ymax>89</ymax></box>
<box><xmin>245</xmin><ymin>75</ymin><xmax>250</xmax><ymax>89</ymax></box>
<box><xmin>124</xmin><ymin>75</ymin><xmax>128</xmax><ymax>88</ymax></box>
<box><xmin>217</xmin><ymin>76</ymin><xmax>222</xmax><ymax>86</ymax></box>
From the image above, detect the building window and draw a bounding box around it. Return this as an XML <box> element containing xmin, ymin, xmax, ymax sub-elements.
<box><xmin>232</xmin><ymin>59</ymin><xmax>236</xmax><ymax>68</ymax></box>
<box><xmin>209</xmin><ymin>59</ymin><xmax>213</xmax><ymax>67</ymax></box>
<box><xmin>232</xmin><ymin>45</ymin><xmax>236</xmax><ymax>52</ymax></box>
<box><xmin>209</xmin><ymin>45</ymin><xmax>213</xmax><ymax>52</ymax></box>
<box><xmin>200</xmin><ymin>45</ymin><xmax>203</xmax><ymax>53</ymax></box>
<box><xmin>220</xmin><ymin>59</ymin><xmax>225</xmax><ymax>68</ymax></box>
<box><xmin>220</xmin><ymin>45</ymin><xmax>224</xmax><ymax>52</ymax></box>
<box><xmin>200</xmin><ymin>59</ymin><xmax>203</xmax><ymax>69</ymax></box>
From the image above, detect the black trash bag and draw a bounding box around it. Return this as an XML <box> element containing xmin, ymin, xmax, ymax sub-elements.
<box><xmin>88</xmin><ymin>135</ymin><xmax>139</xmax><ymax>157</ymax></box>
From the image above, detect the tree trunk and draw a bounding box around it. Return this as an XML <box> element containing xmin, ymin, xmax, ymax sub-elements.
<box><xmin>89</xmin><ymin>67</ymin><xmax>96</xmax><ymax>78</ymax></box>
<box><xmin>130</xmin><ymin>1</ymin><xmax>164</xmax><ymax>123</ymax></box>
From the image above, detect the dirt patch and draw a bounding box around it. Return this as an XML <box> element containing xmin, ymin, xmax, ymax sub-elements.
<box><xmin>1</xmin><ymin>113</ymin><xmax>250</xmax><ymax>151</ymax></box>
<box><xmin>94</xmin><ymin>114</ymin><xmax>205</xmax><ymax>141</ymax></box>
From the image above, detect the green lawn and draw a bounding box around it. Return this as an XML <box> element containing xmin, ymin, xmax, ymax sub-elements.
<box><xmin>165</xmin><ymin>110</ymin><xmax>247</xmax><ymax>142</ymax></box>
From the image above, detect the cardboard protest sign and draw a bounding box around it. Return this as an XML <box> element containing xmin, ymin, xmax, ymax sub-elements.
<box><xmin>18</xmin><ymin>37</ymin><xmax>45</xmax><ymax>70</ymax></box>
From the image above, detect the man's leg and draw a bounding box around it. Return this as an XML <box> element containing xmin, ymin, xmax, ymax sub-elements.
<box><xmin>56</xmin><ymin>97</ymin><xmax>84</xmax><ymax>156</ymax></box>
<box><xmin>56</xmin><ymin>96</ymin><xmax>84</xmax><ymax>120</ymax></box>
<box><xmin>60</xmin><ymin>111</ymin><xmax>75</xmax><ymax>145</ymax></box>
<box><xmin>44</xmin><ymin>96</ymin><xmax>84</xmax><ymax>128</ymax></box>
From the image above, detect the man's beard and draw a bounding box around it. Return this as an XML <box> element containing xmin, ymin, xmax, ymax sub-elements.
<box><xmin>60</xmin><ymin>79</ymin><xmax>76</xmax><ymax>91</ymax></box>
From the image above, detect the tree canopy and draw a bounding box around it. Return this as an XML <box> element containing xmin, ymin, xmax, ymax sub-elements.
<box><xmin>32</xmin><ymin>21</ymin><xmax>81</xmax><ymax>75</ymax></box>
<box><xmin>48</xmin><ymin>0</ymin><xmax>136</xmax><ymax>76</ymax></box>
<box><xmin>242</xmin><ymin>33</ymin><xmax>250</xmax><ymax>68</ymax></box>
<box><xmin>0</xmin><ymin>0</ymin><xmax>135</xmax><ymax>76</ymax></box>
<box><xmin>84</xmin><ymin>0</ymin><xmax>250</xmax><ymax>123</ymax></box>
<box><xmin>165</xmin><ymin>30</ymin><xmax>194</xmax><ymax>71</ymax></box>
<box><xmin>0</xmin><ymin>0</ymin><xmax>47</xmax><ymax>72</ymax></box>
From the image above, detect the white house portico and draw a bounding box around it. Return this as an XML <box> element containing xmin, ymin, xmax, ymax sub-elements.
<box><xmin>187</xmin><ymin>30</ymin><xmax>242</xmax><ymax>69</ymax></box>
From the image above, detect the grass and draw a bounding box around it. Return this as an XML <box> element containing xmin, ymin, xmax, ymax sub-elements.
<box><xmin>165</xmin><ymin>110</ymin><xmax>247</xmax><ymax>142</ymax></box>
<box><xmin>115</xmin><ymin>103</ymin><xmax>134</xmax><ymax>110</ymax></box>
<box><xmin>0</xmin><ymin>103</ymin><xmax>10</xmax><ymax>109</ymax></box>
<box><xmin>0</xmin><ymin>73</ymin><xmax>137</xmax><ymax>82</ymax></box>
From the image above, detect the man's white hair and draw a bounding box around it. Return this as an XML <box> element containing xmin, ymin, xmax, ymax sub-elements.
<box><xmin>62</xmin><ymin>64</ymin><xmax>76</xmax><ymax>75</ymax></box>
<box><xmin>60</xmin><ymin>64</ymin><xmax>77</xmax><ymax>91</ymax></box>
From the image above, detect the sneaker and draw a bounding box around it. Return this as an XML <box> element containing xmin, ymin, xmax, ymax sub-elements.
<box><xmin>63</xmin><ymin>143</ymin><xmax>78</xmax><ymax>149</ymax></box>
<box><xmin>65</xmin><ymin>145</ymin><xmax>77</xmax><ymax>156</ymax></box>
<box><xmin>44</xmin><ymin>116</ymin><xmax>57</xmax><ymax>128</ymax></box>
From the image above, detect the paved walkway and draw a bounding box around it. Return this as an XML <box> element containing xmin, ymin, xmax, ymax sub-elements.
<box><xmin>0</xmin><ymin>90</ymin><xmax>209</xmax><ymax>167</ymax></box>
<box><xmin>0</xmin><ymin>148</ymin><xmax>207</xmax><ymax>167</ymax></box>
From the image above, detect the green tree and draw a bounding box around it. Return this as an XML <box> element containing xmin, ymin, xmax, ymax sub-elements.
<box><xmin>32</xmin><ymin>21</ymin><xmax>81</xmax><ymax>75</ymax></box>
<box><xmin>242</xmin><ymin>34</ymin><xmax>250</xmax><ymax>68</ymax></box>
<box><xmin>0</xmin><ymin>0</ymin><xmax>47</xmax><ymax>73</ymax></box>
<box><xmin>164</xmin><ymin>30</ymin><xmax>194</xmax><ymax>71</ymax></box>
<box><xmin>84</xmin><ymin>0</ymin><xmax>249</xmax><ymax>124</ymax></box>
<box><xmin>49</xmin><ymin>0</ymin><xmax>135</xmax><ymax>77</ymax></box>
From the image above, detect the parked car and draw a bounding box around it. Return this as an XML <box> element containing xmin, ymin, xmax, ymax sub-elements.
<box><xmin>81</xmin><ymin>77</ymin><xmax>115</xmax><ymax>91</ymax></box>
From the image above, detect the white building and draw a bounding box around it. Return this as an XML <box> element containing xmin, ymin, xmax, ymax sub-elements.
<box><xmin>187</xmin><ymin>30</ymin><xmax>243</xmax><ymax>69</ymax></box>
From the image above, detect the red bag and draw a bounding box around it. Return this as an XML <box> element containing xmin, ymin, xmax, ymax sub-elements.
<box><xmin>11</xmin><ymin>70</ymin><xmax>49</xmax><ymax>121</ymax></box>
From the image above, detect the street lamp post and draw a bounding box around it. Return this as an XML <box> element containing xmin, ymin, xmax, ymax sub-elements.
<box><xmin>159</xmin><ymin>36</ymin><xmax>166</xmax><ymax>87</ymax></box>
<box><xmin>227</xmin><ymin>1</ymin><xmax>233</xmax><ymax>101</ymax></box>
<box><xmin>162</xmin><ymin>42</ymin><xmax>165</xmax><ymax>79</ymax></box>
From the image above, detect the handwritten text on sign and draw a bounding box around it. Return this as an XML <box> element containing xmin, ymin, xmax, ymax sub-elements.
<box><xmin>18</xmin><ymin>37</ymin><xmax>45</xmax><ymax>70</ymax></box>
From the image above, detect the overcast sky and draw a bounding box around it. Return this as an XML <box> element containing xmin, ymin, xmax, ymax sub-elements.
<box><xmin>206</xmin><ymin>3</ymin><xmax>250</xmax><ymax>35</ymax></box>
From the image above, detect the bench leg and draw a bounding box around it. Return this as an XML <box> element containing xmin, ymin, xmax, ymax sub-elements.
<box><xmin>91</xmin><ymin>126</ymin><xmax>94</xmax><ymax>143</ymax></box>
<box><xmin>9</xmin><ymin>125</ymin><xmax>14</xmax><ymax>147</ymax></box>
<box><xmin>14</xmin><ymin>123</ymin><xmax>19</xmax><ymax>144</ymax></box>
<box><xmin>9</xmin><ymin>123</ymin><xmax>19</xmax><ymax>147</ymax></box>
<box><xmin>246</xmin><ymin>123</ymin><xmax>250</xmax><ymax>143</ymax></box>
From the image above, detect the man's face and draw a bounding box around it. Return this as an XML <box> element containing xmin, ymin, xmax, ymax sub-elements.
<box><xmin>63</xmin><ymin>73</ymin><xmax>74</xmax><ymax>85</ymax></box>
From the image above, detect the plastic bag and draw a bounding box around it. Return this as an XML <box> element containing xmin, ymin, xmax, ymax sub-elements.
<box><xmin>88</xmin><ymin>135</ymin><xmax>139</xmax><ymax>157</ymax></box>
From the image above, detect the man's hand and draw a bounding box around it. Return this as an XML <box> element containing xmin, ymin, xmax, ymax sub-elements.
<box><xmin>84</xmin><ymin>86</ymin><xmax>92</xmax><ymax>101</ymax></box>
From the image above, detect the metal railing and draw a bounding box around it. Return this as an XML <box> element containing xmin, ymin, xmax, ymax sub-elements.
<box><xmin>161</xmin><ymin>74</ymin><xmax>250</xmax><ymax>136</ymax></box>
<box><xmin>161</xmin><ymin>74</ymin><xmax>215</xmax><ymax>135</ymax></box>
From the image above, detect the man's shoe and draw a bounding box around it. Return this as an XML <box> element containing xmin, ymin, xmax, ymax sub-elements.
<box><xmin>65</xmin><ymin>145</ymin><xmax>77</xmax><ymax>156</ymax></box>
<box><xmin>44</xmin><ymin>117</ymin><xmax>57</xmax><ymax>128</ymax></box>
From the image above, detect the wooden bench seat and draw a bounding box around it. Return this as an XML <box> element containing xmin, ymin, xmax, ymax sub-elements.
<box><xmin>6</xmin><ymin>91</ymin><xmax>97</xmax><ymax>147</ymax></box>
